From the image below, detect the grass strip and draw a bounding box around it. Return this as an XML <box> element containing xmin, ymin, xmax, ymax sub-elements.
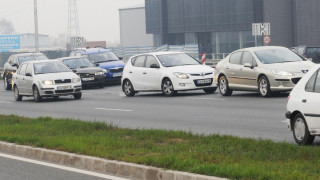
<box><xmin>0</xmin><ymin>115</ymin><xmax>319</xmax><ymax>180</ymax></box>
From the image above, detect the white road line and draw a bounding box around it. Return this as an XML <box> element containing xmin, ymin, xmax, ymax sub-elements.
<box><xmin>0</xmin><ymin>101</ymin><xmax>13</xmax><ymax>104</ymax></box>
<box><xmin>94</xmin><ymin>108</ymin><xmax>133</xmax><ymax>112</ymax></box>
<box><xmin>0</xmin><ymin>153</ymin><xmax>129</xmax><ymax>180</ymax></box>
<box><xmin>186</xmin><ymin>97</ymin><xmax>226</xmax><ymax>101</ymax></box>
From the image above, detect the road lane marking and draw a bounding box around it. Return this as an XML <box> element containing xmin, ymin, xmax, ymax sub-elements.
<box><xmin>186</xmin><ymin>97</ymin><xmax>226</xmax><ymax>101</ymax></box>
<box><xmin>94</xmin><ymin>108</ymin><xmax>133</xmax><ymax>112</ymax></box>
<box><xmin>0</xmin><ymin>101</ymin><xmax>13</xmax><ymax>104</ymax></box>
<box><xmin>0</xmin><ymin>153</ymin><xmax>129</xmax><ymax>180</ymax></box>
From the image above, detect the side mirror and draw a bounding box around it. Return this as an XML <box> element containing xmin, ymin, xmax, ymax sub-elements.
<box><xmin>244</xmin><ymin>63</ymin><xmax>254</xmax><ymax>69</ymax></box>
<box><xmin>12</xmin><ymin>63</ymin><xmax>19</xmax><ymax>68</ymax></box>
<box><xmin>118</xmin><ymin>57</ymin><xmax>123</xmax><ymax>60</ymax></box>
<box><xmin>72</xmin><ymin>69</ymin><xmax>77</xmax><ymax>73</ymax></box>
<box><xmin>26</xmin><ymin>73</ymin><xmax>32</xmax><ymax>77</ymax></box>
<box><xmin>150</xmin><ymin>64</ymin><xmax>160</xmax><ymax>68</ymax></box>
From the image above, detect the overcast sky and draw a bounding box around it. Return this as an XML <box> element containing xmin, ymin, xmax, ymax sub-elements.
<box><xmin>0</xmin><ymin>0</ymin><xmax>144</xmax><ymax>43</ymax></box>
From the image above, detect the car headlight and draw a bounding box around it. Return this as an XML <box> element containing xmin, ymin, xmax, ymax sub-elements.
<box><xmin>173</xmin><ymin>73</ymin><xmax>189</xmax><ymax>79</ymax></box>
<box><xmin>95</xmin><ymin>71</ymin><xmax>104</xmax><ymax>76</ymax></box>
<box><xmin>42</xmin><ymin>80</ymin><xmax>54</xmax><ymax>85</ymax></box>
<box><xmin>101</xmin><ymin>69</ymin><xmax>107</xmax><ymax>73</ymax></box>
<box><xmin>271</xmin><ymin>70</ymin><xmax>294</xmax><ymax>76</ymax></box>
<box><xmin>72</xmin><ymin>78</ymin><xmax>81</xmax><ymax>83</ymax></box>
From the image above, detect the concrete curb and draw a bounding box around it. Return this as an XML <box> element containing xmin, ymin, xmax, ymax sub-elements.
<box><xmin>0</xmin><ymin>141</ymin><xmax>228</xmax><ymax>180</ymax></box>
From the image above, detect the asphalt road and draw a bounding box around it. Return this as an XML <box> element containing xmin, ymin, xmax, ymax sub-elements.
<box><xmin>0</xmin><ymin>80</ymin><xmax>312</xmax><ymax>143</ymax></box>
<box><xmin>0</xmin><ymin>153</ymin><xmax>126</xmax><ymax>180</ymax></box>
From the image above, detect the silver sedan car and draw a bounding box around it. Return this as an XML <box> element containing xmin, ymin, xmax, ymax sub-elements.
<box><xmin>215</xmin><ymin>46</ymin><xmax>315</xmax><ymax>97</ymax></box>
<box><xmin>13</xmin><ymin>60</ymin><xmax>82</xmax><ymax>102</ymax></box>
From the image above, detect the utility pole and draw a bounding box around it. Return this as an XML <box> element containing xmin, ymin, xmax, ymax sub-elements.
<box><xmin>34</xmin><ymin>0</ymin><xmax>39</xmax><ymax>52</ymax></box>
<box><xmin>67</xmin><ymin>0</ymin><xmax>81</xmax><ymax>50</ymax></box>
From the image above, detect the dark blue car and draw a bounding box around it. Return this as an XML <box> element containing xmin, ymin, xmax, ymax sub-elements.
<box><xmin>70</xmin><ymin>48</ymin><xmax>125</xmax><ymax>83</ymax></box>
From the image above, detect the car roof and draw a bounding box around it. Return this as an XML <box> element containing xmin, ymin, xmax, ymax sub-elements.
<box><xmin>12</xmin><ymin>53</ymin><xmax>45</xmax><ymax>57</ymax></box>
<box><xmin>20</xmin><ymin>59</ymin><xmax>59</xmax><ymax>65</ymax></box>
<box><xmin>132</xmin><ymin>51</ymin><xmax>185</xmax><ymax>57</ymax></box>
<box><xmin>74</xmin><ymin>48</ymin><xmax>111</xmax><ymax>55</ymax></box>
<box><xmin>57</xmin><ymin>56</ymin><xmax>87</xmax><ymax>61</ymax></box>
<box><xmin>238</xmin><ymin>46</ymin><xmax>288</xmax><ymax>53</ymax></box>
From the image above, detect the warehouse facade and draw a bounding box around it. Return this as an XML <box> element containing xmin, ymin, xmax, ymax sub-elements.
<box><xmin>145</xmin><ymin>0</ymin><xmax>320</xmax><ymax>55</ymax></box>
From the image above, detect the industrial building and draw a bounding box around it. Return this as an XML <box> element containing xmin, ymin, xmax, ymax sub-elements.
<box><xmin>145</xmin><ymin>0</ymin><xmax>320</xmax><ymax>55</ymax></box>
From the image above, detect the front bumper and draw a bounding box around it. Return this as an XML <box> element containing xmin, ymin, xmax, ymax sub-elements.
<box><xmin>270</xmin><ymin>76</ymin><xmax>303</xmax><ymax>92</ymax></box>
<box><xmin>172</xmin><ymin>75</ymin><xmax>217</xmax><ymax>91</ymax></box>
<box><xmin>80</xmin><ymin>75</ymin><xmax>105</xmax><ymax>86</ymax></box>
<box><xmin>39</xmin><ymin>83</ymin><xmax>82</xmax><ymax>97</ymax></box>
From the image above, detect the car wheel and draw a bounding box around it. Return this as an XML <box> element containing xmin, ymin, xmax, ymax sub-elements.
<box><xmin>4</xmin><ymin>75</ymin><xmax>12</xmax><ymax>90</ymax></box>
<box><xmin>14</xmin><ymin>86</ymin><xmax>22</xmax><ymax>101</ymax></box>
<box><xmin>33</xmin><ymin>86</ymin><xmax>42</xmax><ymax>102</ymax></box>
<box><xmin>203</xmin><ymin>87</ymin><xmax>217</xmax><ymax>94</ymax></box>
<box><xmin>122</xmin><ymin>80</ymin><xmax>135</xmax><ymax>97</ymax></box>
<box><xmin>162</xmin><ymin>78</ymin><xmax>175</xmax><ymax>96</ymax></box>
<box><xmin>293</xmin><ymin>113</ymin><xmax>315</xmax><ymax>145</ymax></box>
<box><xmin>74</xmin><ymin>93</ymin><xmax>82</xmax><ymax>100</ymax></box>
<box><xmin>258</xmin><ymin>76</ymin><xmax>272</xmax><ymax>97</ymax></box>
<box><xmin>218</xmin><ymin>75</ymin><xmax>233</xmax><ymax>96</ymax></box>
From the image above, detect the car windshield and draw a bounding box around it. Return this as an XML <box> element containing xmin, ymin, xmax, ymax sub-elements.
<box><xmin>157</xmin><ymin>53</ymin><xmax>200</xmax><ymax>67</ymax></box>
<box><xmin>18</xmin><ymin>55</ymin><xmax>48</xmax><ymax>64</ymax></box>
<box><xmin>254</xmin><ymin>48</ymin><xmax>304</xmax><ymax>64</ymax></box>
<box><xmin>63</xmin><ymin>57</ymin><xmax>94</xmax><ymax>69</ymax></box>
<box><xmin>88</xmin><ymin>52</ymin><xmax>119</xmax><ymax>63</ymax></box>
<box><xmin>306</xmin><ymin>47</ymin><xmax>320</xmax><ymax>58</ymax></box>
<box><xmin>34</xmin><ymin>61</ymin><xmax>70</xmax><ymax>74</ymax></box>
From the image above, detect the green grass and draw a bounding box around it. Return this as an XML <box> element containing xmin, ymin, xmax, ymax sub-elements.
<box><xmin>0</xmin><ymin>115</ymin><xmax>319</xmax><ymax>180</ymax></box>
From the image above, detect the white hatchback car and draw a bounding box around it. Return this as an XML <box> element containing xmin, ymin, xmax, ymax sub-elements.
<box><xmin>121</xmin><ymin>52</ymin><xmax>217</xmax><ymax>96</ymax></box>
<box><xmin>13</xmin><ymin>60</ymin><xmax>82</xmax><ymax>102</ymax></box>
<box><xmin>286</xmin><ymin>64</ymin><xmax>320</xmax><ymax>145</ymax></box>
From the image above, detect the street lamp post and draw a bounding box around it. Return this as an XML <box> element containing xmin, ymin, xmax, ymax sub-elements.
<box><xmin>34</xmin><ymin>0</ymin><xmax>39</xmax><ymax>52</ymax></box>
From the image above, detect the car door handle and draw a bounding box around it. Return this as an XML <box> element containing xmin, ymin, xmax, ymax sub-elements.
<box><xmin>129</xmin><ymin>71</ymin><xmax>132</xmax><ymax>73</ymax></box>
<box><xmin>302</xmin><ymin>99</ymin><xmax>307</xmax><ymax>103</ymax></box>
<box><xmin>143</xmin><ymin>72</ymin><xmax>147</xmax><ymax>75</ymax></box>
<box><xmin>226</xmin><ymin>66</ymin><xmax>229</xmax><ymax>69</ymax></box>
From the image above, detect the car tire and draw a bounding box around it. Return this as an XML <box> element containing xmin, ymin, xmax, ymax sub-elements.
<box><xmin>33</xmin><ymin>86</ymin><xmax>42</xmax><ymax>102</ymax></box>
<box><xmin>203</xmin><ymin>87</ymin><xmax>217</xmax><ymax>94</ymax></box>
<box><xmin>74</xmin><ymin>93</ymin><xmax>82</xmax><ymax>100</ymax></box>
<box><xmin>218</xmin><ymin>75</ymin><xmax>233</xmax><ymax>96</ymax></box>
<box><xmin>14</xmin><ymin>85</ymin><xmax>22</xmax><ymax>101</ymax></box>
<box><xmin>4</xmin><ymin>75</ymin><xmax>12</xmax><ymax>90</ymax></box>
<box><xmin>258</xmin><ymin>76</ymin><xmax>272</xmax><ymax>97</ymax></box>
<box><xmin>293</xmin><ymin>113</ymin><xmax>315</xmax><ymax>145</ymax></box>
<box><xmin>162</xmin><ymin>78</ymin><xmax>175</xmax><ymax>96</ymax></box>
<box><xmin>122</xmin><ymin>80</ymin><xmax>135</xmax><ymax>97</ymax></box>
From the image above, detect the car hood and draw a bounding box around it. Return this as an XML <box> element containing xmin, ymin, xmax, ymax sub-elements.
<box><xmin>98</xmin><ymin>61</ymin><xmax>125</xmax><ymax>69</ymax></box>
<box><xmin>74</xmin><ymin>67</ymin><xmax>103</xmax><ymax>74</ymax></box>
<box><xmin>165</xmin><ymin>65</ymin><xmax>215</xmax><ymax>74</ymax></box>
<box><xmin>262</xmin><ymin>61</ymin><xmax>315</xmax><ymax>73</ymax></box>
<box><xmin>35</xmin><ymin>72</ymin><xmax>79</xmax><ymax>81</ymax></box>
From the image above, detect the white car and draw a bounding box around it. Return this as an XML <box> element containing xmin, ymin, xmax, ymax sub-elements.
<box><xmin>286</xmin><ymin>64</ymin><xmax>320</xmax><ymax>145</ymax></box>
<box><xmin>121</xmin><ymin>52</ymin><xmax>217</xmax><ymax>96</ymax></box>
<box><xmin>13</xmin><ymin>60</ymin><xmax>82</xmax><ymax>102</ymax></box>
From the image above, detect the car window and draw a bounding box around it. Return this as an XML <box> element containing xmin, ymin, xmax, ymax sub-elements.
<box><xmin>133</xmin><ymin>56</ymin><xmax>145</xmax><ymax>67</ymax></box>
<box><xmin>12</xmin><ymin>57</ymin><xmax>18</xmax><ymax>65</ymax></box>
<box><xmin>145</xmin><ymin>56</ymin><xmax>159</xmax><ymax>68</ymax></box>
<box><xmin>157</xmin><ymin>53</ymin><xmax>199</xmax><ymax>67</ymax></box>
<box><xmin>25</xmin><ymin>63</ymin><xmax>33</xmax><ymax>75</ymax></box>
<box><xmin>314</xmin><ymin>70</ymin><xmax>320</xmax><ymax>93</ymax></box>
<box><xmin>229</xmin><ymin>52</ymin><xmax>242</xmax><ymax>65</ymax></box>
<box><xmin>34</xmin><ymin>61</ymin><xmax>70</xmax><ymax>74</ymax></box>
<box><xmin>19</xmin><ymin>63</ymin><xmax>28</xmax><ymax>76</ymax></box>
<box><xmin>305</xmin><ymin>70</ymin><xmax>318</xmax><ymax>92</ymax></box>
<box><xmin>242</xmin><ymin>52</ymin><xmax>256</xmax><ymax>66</ymax></box>
<box><xmin>255</xmin><ymin>48</ymin><xmax>304</xmax><ymax>64</ymax></box>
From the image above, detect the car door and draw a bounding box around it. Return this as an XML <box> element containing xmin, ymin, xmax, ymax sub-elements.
<box><xmin>225</xmin><ymin>51</ymin><xmax>243</xmax><ymax>87</ymax></box>
<box><xmin>142</xmin><ymin>55</ymin><xmax>162</xmax><ymax>90</ymax></box>
<box><xmin>238</xmin><ymin>51</ymin><xmax>259</xmax><ymax>89</ymax></box>
<box><xmin>24</xmin><ymin>63</ymin><xmax>34</xmax><ymax>95</ymax></box>
<box><xmin>302</xmin><ymin>69</ymin><xmax>320</xmax><ymax>130</ymax></box>
<box><xmin>15</xmin><ymin>63</ymin><xmax>27</xmax><ymax>94</ymax></box>
<box><xmin>129</xmin><ymin>55</ymin><xmax>146</xmax><ymax>90</ymax></box>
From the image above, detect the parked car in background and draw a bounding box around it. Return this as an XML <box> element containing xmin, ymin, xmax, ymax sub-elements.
<box><xmin>3</xmin><ymin>53</ymin><xmax>48</xmax><ymax>90</ymax></box>
<box><xmin>70</xmin><ymin>48</ymin><xmax>125</xmax><ymax>83</ymax></box>
<box><xmin>215</xmin><ymin>46</ymin><xmax>315</xmax><ymax>97</ymax></box>
<box><xmin>13</xmin><ymin>60</ymin><xmax>82</xmax><ymax>102</ymax></box>
<box><xmin>291</xmin><ymin>46</ymin><xmax>320</xmax><ymax>63</ymax></box>
<box><xmin>286</xmin><ymin>64</ymin><xmax>320</xmax><ymax>145</ymax></box>
<box><xmin>58</xmin><ymin>56</ymin><xmax>106</xmax><ymax>88</ymax></box>
<box><xmin>121</xmin><ymin>52</ymin><xmax>217</xmax><ymax>97</ymax></box>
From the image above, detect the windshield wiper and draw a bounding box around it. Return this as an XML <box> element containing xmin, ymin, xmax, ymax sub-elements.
<box><xmin>80</xmin><ymin>66</ymin><xmax>88</xmax><ymax>68</ymax></box>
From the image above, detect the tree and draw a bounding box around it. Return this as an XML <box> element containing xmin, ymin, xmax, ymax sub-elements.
<box><xmin>0</xmin><ymin>18</ymin><xmax>15</xmax><ymax>35</ymax></box>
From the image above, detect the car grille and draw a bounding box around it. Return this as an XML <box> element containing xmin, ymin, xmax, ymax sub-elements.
<box><xmin>190</xmin><ymin>73</ymin><xmax>213</xmax><ymax>76</ymax></box>
<box><xmin>78</xmin><ymin>73</ymin><xmax>94</xmax><ymax>77</ymax></box>
<box><xmin>55</xmin><ymin>89</ymin><xmax>74</xmax><ymax>93</ymax></box>
<box><xmin>291</xmin><ymin>78</ymin><xmax>301</xmax><ymax>84</ymax></box>
<box><xmin>109</xmin><ymin>67</ymin><xmax>123</xmax><ymax>73</ymax></box>
<box><xmin>55</xmin><ymin>79</ymin><xmax>71</xmax><ymax>84</ymax></box>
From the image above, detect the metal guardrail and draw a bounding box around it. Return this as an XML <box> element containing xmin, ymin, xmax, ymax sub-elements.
<box><xmin>0</xmin><ymin>68</ymin><xmax>3</xmax><ymax>78</ymax></box>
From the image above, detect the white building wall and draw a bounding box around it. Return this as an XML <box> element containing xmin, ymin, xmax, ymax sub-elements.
<box><xmin>119</xmin><ymin>7</ymin><xmax>153</xmax><ymax>47</ymax></box>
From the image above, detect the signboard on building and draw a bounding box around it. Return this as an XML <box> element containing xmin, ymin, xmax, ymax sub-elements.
<box><xmin>0</xmin><ymin>35</ymin><xmax>20</xmax><ymax>52</ymax></box>
<box><xmin>252</xmin><ymin>23</ymin><xmax>271</xmax><ymax>36</ymax></box>
<box><xmin>71</xmin><ymin>37</ymin><xmax>85</xmax><ymax>47</ymax></box>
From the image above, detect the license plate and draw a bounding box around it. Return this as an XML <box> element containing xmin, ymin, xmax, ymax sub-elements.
<box><xmin>113</xmin><ymin>73</ymin><xmax>122</xmax><ymax>77</ymax></box>
<box><xmin>82</xmin><ymin>77</ymin><xmax>94</xmax><ymax>81</ymax></box>
<box><xmin>197</xmin><ymin>79</ymin><xmax>212</xmax><ymax>84</ymax></box>
<box><xmin>57</xmin><ymin>85</ymin><xmax>71</xmax><ymax>90</ymax></box>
